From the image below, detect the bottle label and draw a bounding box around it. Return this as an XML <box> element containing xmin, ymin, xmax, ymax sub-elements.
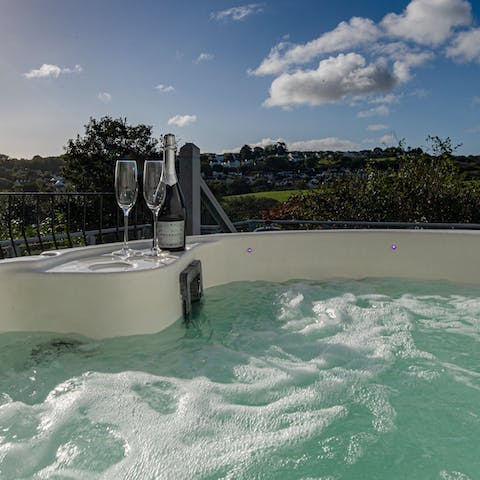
<box><xmin>157</xmin><ymin>221</ymin><xmax>184</xmax><ymax>248</ymax></box>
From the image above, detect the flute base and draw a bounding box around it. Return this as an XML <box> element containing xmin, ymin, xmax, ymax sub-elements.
<box><xmin>111</xmin><ymin>247</ymin><xmax>144</xmax><ymax>258</ymax></box>
<box><xmin>142</xmin><ymin>248</ymin><xmax>173</xmax><ymax>261</ymax></box>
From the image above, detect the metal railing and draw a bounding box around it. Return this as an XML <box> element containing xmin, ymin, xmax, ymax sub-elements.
<box><xmin>201</xmin><ymin>219</ymin><xmax>480</xmax><ymax>234</ymax></box>
<box><xmin>231</xmin><ymin>219</ymin><xmax>480</xmax><ymax>231</ymax></box>
<box><xmin>0</xmin><ymin>192</ymin><xmax>151</xmax><ymax>259</ymax></box>
<box><xmin>3</xmin><ymin>191</ymin><xmax>480</xmax><ymax>259</ymax></box>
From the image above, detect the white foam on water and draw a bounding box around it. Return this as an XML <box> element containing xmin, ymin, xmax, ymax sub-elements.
<box><xmin>344</xmin><ymin>431</ymin><xmax>376</xmax><ymax>465</ymax></box>
<box><xmin>0</xmin><ymin>371</ymin><xmax>349</xmax><ymax>479</ymax></box>
<box><xmin>440</xmin><ymin>471</ymin><xmax>472</xmax><ymax>480</ymax></box>
<box><xmin>1</xmin><ymin>279</ymin><xmax>479</xmax><ymax>478</ymax></box>
<box><xmin>397</xmin><ymin>294</ymin><xmax>480</xmax><ymax>340</ymax></box>
<box><xmin>353</xmin><ymin>384</ymin><xmax>397</xmax><ymax>433</ymax></box>
<box><xmin>439</xmin><ymin>361</ymin><xmax>480</xmax><ymax>392</ymax></box>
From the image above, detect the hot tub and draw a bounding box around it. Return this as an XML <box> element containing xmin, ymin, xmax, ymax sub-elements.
<box><xmin>1</xmin><ymin>229</ymin><xmax>480</xmax><ymax>479</ymax></box>
<box><xmin>0</xmin><ymin>230</ymin><xmax>479</xmax><ymax>338</ymax></box>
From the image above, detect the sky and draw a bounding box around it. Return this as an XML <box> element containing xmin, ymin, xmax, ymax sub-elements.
<box><xmin>1</xmin><ymin>0</ymin><xmax>480</xmax><ymax>158</ymax></box>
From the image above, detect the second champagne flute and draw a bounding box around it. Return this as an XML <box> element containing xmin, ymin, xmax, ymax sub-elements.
<box><xmin>143</xmin><ymin>160</ymin><xmax>166</xmax><ymax>257</ymax></box>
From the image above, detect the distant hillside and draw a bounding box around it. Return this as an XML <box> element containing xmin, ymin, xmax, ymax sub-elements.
<box><xmin>0</xmin><ymin>154</ymin><xmax>64</xmax><ymax>191</ymax></box>
<box><xmin>1</xmin><ymin>146</ymin><xmax>480</xmax><ymax>193</ymax></box>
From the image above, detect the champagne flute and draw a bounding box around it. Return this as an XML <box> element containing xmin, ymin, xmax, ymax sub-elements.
<box><xmin>113</xmin><ymin>160</ymin><xmax>138</xmax><ymax>257</ymax></box>
<box><xmin>143</xmin><ymin>160</ymin><xmax>167</xmax><ymax>257</ymax></box>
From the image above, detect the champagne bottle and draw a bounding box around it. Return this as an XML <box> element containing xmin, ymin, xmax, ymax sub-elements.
<box><xmin>157</xmin><ymin>133</ymin><xmax>186</xmax><ymax>251</ymax></box>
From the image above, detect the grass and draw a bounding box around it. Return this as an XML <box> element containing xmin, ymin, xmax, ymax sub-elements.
<box><xmin>226</xmin><ymin>189</ymin><xmax>308</xmax><ymax>203</ymax></box>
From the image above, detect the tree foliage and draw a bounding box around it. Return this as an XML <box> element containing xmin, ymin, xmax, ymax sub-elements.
<box><xmin>264</xmin><ymin>141</ymin><xmax>288</xmax><ymax>156</ymax></box>
<box><xmin>62</xmin><ymin>116</ymin><xmax>160</xmax><ymax>192</ymax></box>
<box><xmin>269</xmin><ymin>138</ymin><xmax>480</xmax><ymax>224</ymax></box>
<box><xmin>239</xmin><ymin>144</ymin><xmax>254</xmax><ymax>161</ymax></box>
<box><xmin>222</xmin><ymin>196</ymin><xmax>280</xmax><ymax>222</ymax></box>
<box><xmin>262</xmin><ymin>155</ymin><xmax>290</xmax><ymax>172</ymax></box>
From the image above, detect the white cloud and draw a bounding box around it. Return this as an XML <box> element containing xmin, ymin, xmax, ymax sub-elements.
<box><xmin>379</xmin><ymin>134</ymin><xmax>395</xmax><ymax>145</ymax></box>
<box><xmin>288</xmin><ymin>138</ymin><xmax>359</xmax><ymax>151</ymax></box>
<box><xmin>410</xmin><ymin>88</ymin><xmax>430</xmax><ymax>98</ymax></box>
<box><xmin>248</xmin><ymin>42</ymin><xmax>290</xmax><ymax>76</ymax></box>
<box><xmin>228</xmin><ymin>136</ymin><xmax>359</xmax><ymax>152</ymax></box>
<box><xmin>371</xmin><ymin>41</ymin><xmax>411</xmax><ymax>57</ymax></box>
<box><xmin>446</xmin><ymin>28</ymin><xmax>480</xmax><ymax>62</ymax></box>
<box><xmin>363</xmin><ymin>135</ymin><xmax>397</xmax><ymax>146</ymax></box>
<box><xmin>62</xmin><ymin>65</ymin><xmax>83</xmax><ymax>74</ymax></box>
<box><xmin>367</xmin><ymin>124</ymin><xmax>389</xmax><ymax>131</ymax></box>
<box><xmin>195</xmin><ymin>52</ymin><xmax>214</xmax><ymax>64</ymax></box>
<box><xmin>250</xmin><ymin>0</ymin><xmax>476</xmax><ymax>111</ymax></box>
<box><xmin>369</xmin><ymin>93</ymin><xmax>400</xmax><ymax>104</ymax></box>
<box><xmin>473</xmin><ymin>96</ymin><xmax>480</xmax><ymax>104</ymax></box>
<box><xmin>25</xmin><ymin>64</ymin><xmax>61</xmax><ymax>78</ymax></box>
<box><xmin>250</xmin><ymin>17</ymin><xmax>381</xmax><ymax>76</ymax></box>
<box><xmin>369</xmin><ymin>42</ymin><xmax>434</xmax><ymax>82</ymax></box>
<box><xmin>168</xmin><ymin>114</ymin><xmax>197</xmax><ymax>127</ymax></box>
<box><xmin>97</xmin><ymin>92</ymin><xmax>112</xmax><ymax>103</ymax></box>
<box><xmin>155</xmin><ymin>84</ymin><xmax>175</xmax><ymax>93</ymax></box>
<box><xmin>24</xmin><ymin>63</ymin><xmax>82</xmax><ymax>79</ymax></box>
<box><xmin>222</xmin><ymin>137</ymin><xmax>280</xmax><ymax>153</ymax></box>
<box><xmin>264</xmin><ymin>53</ymin><xmax>397</xmax><ymax>108</ymax></box>
<box><xmin>255</xmin><ymin>138</ymin><xmax>279</xmax><ymax>148</ymax></box>
<box><xmin>246</xmin><ymin>137</ymin><xmax>284</xmax><ymax>149</ymax></box>
<box><xmin>381</xmin><ymin>0</ymin><xmax>472</xmax><ymax>46</ymax></box>
<box><xmin>357</xmin><ymin>105</ymin><xmax>390</xmax><ymax>118</ymax></box>
<box><xmin>393</xmin><ymin>51</ymin><xmax>434</xmax><ymax>82</ymax></box>
<box><xmin>210</xmin><ymin>4</ymin><xmax>263</xmax><ymax>21</ymax></box>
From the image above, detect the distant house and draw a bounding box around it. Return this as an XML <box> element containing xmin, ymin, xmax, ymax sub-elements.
<box><xmin>50</xmin><ymin>174</ymin><xmax>65</xmax><ymax>190</ymax></box>
<box><xmin>226</xmin><ymin>159</ymin><xmax>240</xmax><ymax>168</ymax></box>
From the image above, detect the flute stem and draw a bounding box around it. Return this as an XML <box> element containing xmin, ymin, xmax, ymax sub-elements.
<box><xmin>123</xmin><ymin>213</ymin><xmax>129</xmax><ymax>251</ymax></box>
<box><xmin>152</xmin><ymin>210</ymin><xmax>159</xmax><ymax>254</ymax></box>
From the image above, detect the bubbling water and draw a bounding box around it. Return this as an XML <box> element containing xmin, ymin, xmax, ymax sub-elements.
<box><xmin>0</xmin><ymin>279</ymin><xmax>479</xmax><ymax>479</ymax></box>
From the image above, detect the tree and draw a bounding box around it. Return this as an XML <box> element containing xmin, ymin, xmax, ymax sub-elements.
<box><xmin>304</xmin><ymin>156</ymin><xmax>318</xmax><ymax>170</ymax></box>
<box><xmin>200</xmin><ymin>155</ymin><xmax>213</xmax><ymax>177</ymax></box>
<box><xmin>263</xmin><ymin>154</ymin><xmax>289</xmax><ymax>172</ymax></box>
<box><xmin>253</xmin><ymin>146</ymin><xmax>264</xmax><ymax>159</ymax></box>
<box><xmin>265</xmin><ymin>141</ymin><xmax>288</xmax><ymax>156</ymax></box>
<box><xmin>426</xmin><ymin>135</ymin><xmax>461</xmax><ymax>156</ymax></box>
<box><xmin>62</xmin><ymin>116</ymin><xmax>160</xmax><ymax>192</ymax></box>
<box><xmin>276</xmin><ymin>141</ymin><xmax>288</xmax><ymax>156</ymax></box>
<box><xmin>239</xmin><ymin>144</ymin><xmax>253</xmax><ymax>161</ymax></box>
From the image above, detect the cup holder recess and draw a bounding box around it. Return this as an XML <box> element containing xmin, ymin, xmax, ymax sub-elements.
<box><xmin>88</xmin><ymin>261</ymin><xmax>135</xmax><ymax>272</ymax></box>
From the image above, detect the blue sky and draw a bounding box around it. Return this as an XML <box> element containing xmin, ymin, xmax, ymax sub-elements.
<box><xmin>1</xmin><ymin>0</ymin><xmax>480</xmax><ymax>157</ymax></box>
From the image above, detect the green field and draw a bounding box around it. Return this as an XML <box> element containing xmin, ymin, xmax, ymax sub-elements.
<box><xmin>226</xmin><ymin>189</ymin><xmax>308</xmax><ymax>203</ymax></box>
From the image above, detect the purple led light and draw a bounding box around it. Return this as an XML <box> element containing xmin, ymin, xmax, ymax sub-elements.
<box><xmin>391</xmin><ymin>244</ymin><xmax>397</xmax><ymax>251</ymax></box>
<box><xmin>247</xmin><ymin>247</ymin><xmax>253</xmax><ymax>253</ymax></box>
